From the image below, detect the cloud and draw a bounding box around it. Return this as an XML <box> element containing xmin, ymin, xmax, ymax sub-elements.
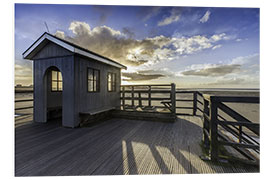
<box><xmin>122</xmin><ymin>27</ymin><xmax>135</xmax><ymax>39</ymax></box>
<box><xmin>69</xmin><ymin>21</ymin><xmax>91</xmax><ymax>35</ymax></box>
<box><xmin>55</xmin><ymin>21</ymin><xmax>229</xmax><ymax>69</ymax></box>
<box><xmin>212</xmin><ymin>44</ymin><xmax>222</xmax><ymax>50</ymax></box>
<box><xmin>122</xmin><ymin>72</ymin><xmax>165</xmax><ymax>81</ymax></box>
<box><xmin>203</xmin><ymin>77</ymin><xmax>259</xmax><ymax>87</ymax></box>
<box><xmin>92</xmin><ymin>6</ymin><xmax>113</xmax><ymax>25</ymax></box>
<box><xmin>158</xmin><ymin>8</ymin><xmax>181</xmax><ymax>26</ymax></box>
<box><xmin>236</xmin><ymin>38</ymin><xmax>242</xmax><ymax>42</ymax></box>
<box><xmin>181</xmin><ymin>64</ymin><xmax>241</xmax><ymax>77</ymax></box>
<box><xmin>137</xmin><ymin>7</ymin><xmax>161</xmax><ymax>22</ymax></box>
<box><xmin>199</xmin><ymin>10</ymin><xmax>211</xmax><ymax>23</ymax></box>
<box><xmin>172</xmin><ymin>33</ymin><xmax>228</xmax><ymax>55</ymax></box>
<box><xmin>229</xmin><ymin>53</ymin><xmax>259</xmax><ymax>65</ymax></box>
<box><xmin>15</xmin><ymin>63</ymin><xmax>33</xmax><ymax>85</ymax></box>
<box><xmin>55</xmin><ymin>30</ymin><xmax>65</xmax><ymax>39</ymax></box>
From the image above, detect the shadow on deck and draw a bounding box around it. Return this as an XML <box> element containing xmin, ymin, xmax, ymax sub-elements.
<box><xmin>15</xmin><ymin>115</ymin><xmax>259</xmax><ymax>176</ymax></box>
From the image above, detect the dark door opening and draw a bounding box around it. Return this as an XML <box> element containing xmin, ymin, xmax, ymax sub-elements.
<box><xmin>45</xmin><ymin>67</ymin><xmax>63</xmax><ymax>126</ymax></box>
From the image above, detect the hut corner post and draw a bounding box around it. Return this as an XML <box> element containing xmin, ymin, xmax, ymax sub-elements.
<box><xmin>171</xmin><ymin>83</ymin><xmax>176</xmax><ymax>115</ymax></box>
<box><xmin>209</xmin><ymin>96</ymin><xmax>218</xmax><ymax>161</ymax></box>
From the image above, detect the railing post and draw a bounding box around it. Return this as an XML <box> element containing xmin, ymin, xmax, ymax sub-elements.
<box><xmin>171</xmin><ymin>83</ymin><xmax>176</xmax><ymax>115</ymax></box>
<box><xmin>148</xmin><ymin>85</ymin><xmax>151</xmax><ymax>107</ymax></box>
<box><xmin>138</xmin><ymin>92</ymin><xmax>142</xmax><ymax>107</ymax></box>
<box><xmin>122</xmin><ymin>86</ymin><xmax>125</xmax><ymax>110</ymax></box>
<box><xmin>203</xmin><ymin>98</ymin><xmax>210</xmax><ymax>150</ymax></box>
<box><xmin>131</xmin><ymin>86</ymin><xmax>134</xmax><ymax>108</ymax></box>
<box><xmin>193</xmin><ymin>91</ymin><xmax>197</xmax><ymax>116</ymax></box>
<box><xmin>209</xmin><ymin>96</ymin><xmax>218</xmax><ymax>161</ymax></box>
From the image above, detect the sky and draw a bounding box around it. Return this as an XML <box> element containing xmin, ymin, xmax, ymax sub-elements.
<box><xmin>14</xmin><ymin>4</ymin><xmax>260</xmax><ymax>88</ymax></box>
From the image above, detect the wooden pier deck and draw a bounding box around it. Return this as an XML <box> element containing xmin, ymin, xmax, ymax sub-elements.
<box><xmin>15</xmin><ymin>115</ymin><xmax>259</xmax><ymax>176</ymax></box>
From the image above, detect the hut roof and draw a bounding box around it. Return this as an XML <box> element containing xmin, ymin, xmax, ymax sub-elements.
<box><xmin>23</xmin><ymin>32</ymin><xmax>127</xmax><ymax>69</ymax></box>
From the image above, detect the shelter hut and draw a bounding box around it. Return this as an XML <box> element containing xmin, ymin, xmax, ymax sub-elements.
<box><xmin>23</xmin><ymin>32</ymin><xmax>126</xmax><ymax>128</ymax></box>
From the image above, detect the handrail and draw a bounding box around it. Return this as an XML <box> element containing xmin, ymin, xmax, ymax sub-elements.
<box><xmin>15</xmin><ymin>99</ymin><xmax>34</xmax><ymax>103</ymax></box>
<box><xmin>201</xmin><ymin>94</ymin><xmax>260</xmax><ymax>163</ymax></box>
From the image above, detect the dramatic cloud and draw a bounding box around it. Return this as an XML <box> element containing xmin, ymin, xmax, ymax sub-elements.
<box><xmin>181</xmin><ymin>64</ymin><xmax>241</xmax><ymax>77</ymax></box>
<box><xmin>55</xmin><ymin>21</ymin><xmax>229</xmax><ymax>69</ymax></box>
<box><xmin>199</xmin><ymin>10</ymin><xmax>211</xmax><ymax>23</ymax></box>
<box><xmin>158</xmin><ymin>8</ymin><xmax>182</xmax><ymax>26</ymax></box>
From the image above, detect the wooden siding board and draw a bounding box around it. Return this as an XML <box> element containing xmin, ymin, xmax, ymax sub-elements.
<box><xmin>32</xmin><ymin>41</ymin><xmax>73</xmax><ymax>60</ymax></box>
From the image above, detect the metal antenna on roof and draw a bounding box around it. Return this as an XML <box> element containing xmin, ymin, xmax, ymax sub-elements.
<box><xmin>44</xmin><ymin>21</ymin><xmax>50</xmax><ymax>33</ymax></box>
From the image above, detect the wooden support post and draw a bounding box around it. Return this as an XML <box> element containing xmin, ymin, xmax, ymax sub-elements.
<box><xmin>193</xmin><ymin>91</ymin><xmax>197</xmax><ymax>116</ymax></box>
<box><xmin>122</xmin><ymin>86</ymin><xmax>125</xmax><ymax>110</ymax></box>
<box><xmin>204</xmin><ymin>98</ymin><xmax>209</xmax><ymax>116</ymax></box>
<box><xmin>203</xmin><ymin>98</ymin><xmax>210</xmax><ymax>150</ymax></box>
<box><xmin>131</xmin><ymin>86</ymin><xmax>134</xmax><ymax>108</ymax></box>
<box><xmin>138</xmin><ymin>92</ymin><xmax>142</xmax><ymax>107</ymax></box>
<box><xmin>209</xmin><ymin>96</ymin><xmax>218</xmax><ymax>161</ymax></box>
<box><xmin>148</xmin><ymin>85</ymin><xmax>151</xmax><ymax>107</ymax></box>
<box><xmin>171</xmin><ymin>83</ymin><xmax>176</xmax><ymax>114</ymax></box>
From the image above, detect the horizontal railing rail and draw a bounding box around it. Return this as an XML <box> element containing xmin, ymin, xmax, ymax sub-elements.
<box><xmin>15</xmin><ymin>98</ymin><xmax>33</xmax><ymax>111</ymax></box>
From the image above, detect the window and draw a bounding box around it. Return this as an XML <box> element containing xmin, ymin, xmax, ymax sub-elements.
<box><xmin>88</xmin><ymin>68</ymin><xmax>100</xmax><ymax>92</ymax></box>
<box><xmin>51</xmin><ymin>70</ymin><xmax>62</xmax><ymax>92</ymax></box>
<box><xmin>108</xmin><ymin>72</ymin><xmax>116</xmax><ymax>92</ymax></box>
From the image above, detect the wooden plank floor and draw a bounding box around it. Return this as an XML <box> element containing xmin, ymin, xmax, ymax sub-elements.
<box><xmin>15</xmin><ymin>115</ymin><xmax>259</xmax><ymax>176</ymax></box>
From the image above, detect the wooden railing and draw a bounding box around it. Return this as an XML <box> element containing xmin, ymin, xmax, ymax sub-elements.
<box><xmin>175</xmin><ymin>90</ymin><xmax>204</xmax><ymax>116</ymax></box>
<box><xmin>15</xmin><ymin>99</ymin><xmax>34</xmax><ymax>111</ymax></box>
<box><xmin>121</xmin><ymin>84</ymin><xmax>176</xmax><ymax>114</ymax></box>
<box><xmin>120</xmin><ymin>84</ymin><xmax>206</xmax><ymax>116</ymax></box>
<box><xmin>202</xmin><ymin>94</ymin><xmax>259</xmax><ymax>164</ymax></box>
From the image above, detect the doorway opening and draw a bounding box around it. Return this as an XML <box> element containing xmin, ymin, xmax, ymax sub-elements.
<box><xmin>44</xmin><ymin>66</ymin><xmax>63</xmax><ymax>126</ymax></box>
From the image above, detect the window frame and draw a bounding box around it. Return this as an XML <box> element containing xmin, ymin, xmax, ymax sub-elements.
<box><xmin>87</xmin><ymin>67</ymin><xmax>100</xmax><ymax>93</ymax></box>
<box><xmin>51</xmin><ymin>70</ymin><xmax>63</xmax><ymax>92</ymax></box>
<box><xmin>107</xmin><ymin>72</ymin><xmax>116</xmax><ymax>92</ymax></box>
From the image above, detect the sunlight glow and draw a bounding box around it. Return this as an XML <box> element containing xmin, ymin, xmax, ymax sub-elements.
<box><xmin>156</xmin><ymin>145</ymin><xmax>187</xmax><ymax>173</ymax></box>
<box><xmin>131</xmin><ymin>141</ymin><xmax>160</xmax><ymax>174</ymax></box>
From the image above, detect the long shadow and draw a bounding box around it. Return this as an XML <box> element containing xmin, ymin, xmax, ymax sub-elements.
<box><xmin>149</xmin><ymin>146</ymin><xmax>170</xmax><ymax>174</ymax></box>
<box><xmin>169</xmin><ymin>147</ymin><xmax>199</xmax><ymax>174</ymax></box>
<box><xmin>122</xmin><ymin>117</ymin><xmax>202</xmax><ymax>174</ymax></box>
<box><xmin>125</xmin><ymin>141</ymin><xmax>139</xmax><ymax>174</ymax></box>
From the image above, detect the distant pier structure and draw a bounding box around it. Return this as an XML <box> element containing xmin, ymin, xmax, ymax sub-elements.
<box><xmin>23</xmin><ymin>32</ymin><xmax>126</xmax><ymax>128</ymax></box>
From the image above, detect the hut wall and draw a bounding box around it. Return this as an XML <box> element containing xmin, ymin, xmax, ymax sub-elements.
<box><xmin>74</xmin><ymin>55</ymin><xmax>121</xmax><ymax>115</ymax></box>
<box><xmin>32</xmin><ymin>43</ymin><xmax>76</xmax><ymax>128</ymax></box>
